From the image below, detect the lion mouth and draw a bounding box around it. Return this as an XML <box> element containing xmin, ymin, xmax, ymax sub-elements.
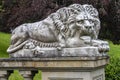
<box><xmin>83</xmin><ymin>28</ymin><xmax>92</xmax><ymax>34</ymax></box>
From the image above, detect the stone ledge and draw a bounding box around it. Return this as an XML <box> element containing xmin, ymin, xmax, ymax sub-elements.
<box><xmin>0</xmin><ymin>56</ymin><xmax>109</xmax><ymax>71</ymax></box>
<box><xmin>0</xmin><ymin>56</ymin><xmax>109</xmax><ymax>61</ymax></box>
<box><xmin>9</xmin><ymin>47</ymin><xmax>109</xmax><ymax>58</ymax></box>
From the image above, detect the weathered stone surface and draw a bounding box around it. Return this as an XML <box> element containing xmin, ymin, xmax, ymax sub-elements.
<box><xmin>42</xmin><ymin>68</ymin><xmax>105</xmax><ymax>80</ymax></box>
<box><xmin>9</xmin><ymin>47</ymin><xmax>108</xmax><ymax>58</ymax></box>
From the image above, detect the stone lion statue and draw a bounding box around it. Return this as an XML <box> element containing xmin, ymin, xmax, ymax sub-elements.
<box><xmin>7</xmin><ymin>4</ymin><xmax>109</xmax><ymax>57</ymax></box>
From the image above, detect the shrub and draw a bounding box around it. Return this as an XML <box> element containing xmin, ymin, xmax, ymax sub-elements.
<box><xmin>105</xmin><ymin>42</ymin><xmax>120</xmax><ymax>80</ymax></box>
<box><xmin>105</xmin><ymin>57</ymin><xmax>120</xmax><ymax>80</ymax></box>
<box><xmin>9</xmin><ymin>70</ymin><xmax>24</xmax><ymax>80</ymax></box>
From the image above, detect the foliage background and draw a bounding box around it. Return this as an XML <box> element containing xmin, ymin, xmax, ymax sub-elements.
<box><xmin>0</xmin><ymin>0</ymin><xmax>120</xmax><ymax>44</ymax></box>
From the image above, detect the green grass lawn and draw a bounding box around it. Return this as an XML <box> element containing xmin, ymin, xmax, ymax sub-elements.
<box><xmin>0</xmin><ymin>32</ymin><xmax>10</xmax><ymax>58</ymax></box>
<box><xmin>109</xmin><ymin>41</ymin><xmax>120</xmax><ymax>58</ymax></box>
<box><xmin>0</xmin><ymin>32</ymin><xmax>120</xmax><ymax>80</ymax></box>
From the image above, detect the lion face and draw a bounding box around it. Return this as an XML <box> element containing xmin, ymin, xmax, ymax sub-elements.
<box><xmin>76</xmin><ymin>12</ymin><xmax>94</xmax><ymax>33</ymax></box>
<box><xmin>75</xmin><ymin>12</ymin><xmax>100</xmax><ymax>39</ymax></box>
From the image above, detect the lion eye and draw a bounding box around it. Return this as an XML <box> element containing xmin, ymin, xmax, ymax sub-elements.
<box><xmin>89</xmin><ymin>20</ymin><xmax>94</xmax><ymax>23</ymax></box>
<box><xmin>77</xmin><ymin>20</ymin><xmax>84</xmax><ymax>24</ymax></box>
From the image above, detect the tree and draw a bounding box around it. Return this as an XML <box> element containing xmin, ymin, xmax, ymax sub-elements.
<box><xmin>109</xmin><ymin>0</ymin><xmax>120</xmax><ymax>44</ymax></box>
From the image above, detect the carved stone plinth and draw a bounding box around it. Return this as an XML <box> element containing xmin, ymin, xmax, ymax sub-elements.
<box><xmin>41</xmin><ymin>57</ymin><xmax>109</xmax><ymax>80</ymax></box>
<box><xmin>0</xmin><ymin>56</ymin><xmax>109</xmax><ymax>80</ymax></box>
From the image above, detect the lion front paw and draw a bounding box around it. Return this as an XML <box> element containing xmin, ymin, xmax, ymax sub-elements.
<box><xmin>92</xmin><ymin>40</ymin><xmax>110</xmax><ymax>52</ymax></box>
<box><xmin>57</xmin><ymin>43</ymin><xmax>66</xmax><ymax>50</ymax></box>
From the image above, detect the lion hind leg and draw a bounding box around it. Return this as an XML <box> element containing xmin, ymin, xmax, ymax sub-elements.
<box><xmin>11</xmin><ymin>31</ymin><xmax>29</xmax><ymax>46</ymax></box>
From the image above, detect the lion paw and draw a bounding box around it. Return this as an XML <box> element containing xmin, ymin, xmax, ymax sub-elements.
<box><xmin>92</xmin><ymin>40</ymin><xmax>110</xmax><ymax>52</ymax></box>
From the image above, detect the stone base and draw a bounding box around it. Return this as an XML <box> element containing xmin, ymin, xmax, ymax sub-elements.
<box><xmin>9</xmin><ymin>47</ymin><xmax>107</xmax><ymax>58</ymax></box>
<box><xmin>0</xmin><ymin>56</ymin><xmax>109</xmax><ymax>80</ymax></box>
<box><xmin>40</xmin><ymin>57</ymin><xmax>108</xmax><ymax>80</ymax></box>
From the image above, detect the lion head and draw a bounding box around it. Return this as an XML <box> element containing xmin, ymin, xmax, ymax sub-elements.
<box><xmin>67</xmin><ymin>4</ymin><xmax>100</xmax><ymax>39</ymax></box>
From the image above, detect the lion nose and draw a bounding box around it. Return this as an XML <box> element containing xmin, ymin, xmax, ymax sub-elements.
<box><xmin>84</xmin><ymin>20</ymin><xmax>92</xmax><ymax>29</ymax></box>
<box><xmin>85</xmin><ymin>26</ymin><xmax>92</xmax><ymax>29</ymax></box>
